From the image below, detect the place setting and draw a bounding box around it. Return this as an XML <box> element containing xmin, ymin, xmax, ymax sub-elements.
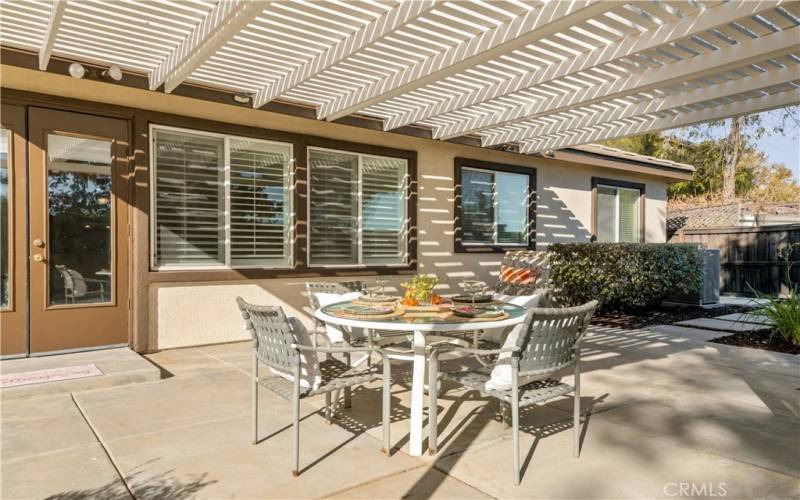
<box><xmin>325</xmin><ymin>275</ymin><xmax>511</xmax><ymax>322</ymax></box>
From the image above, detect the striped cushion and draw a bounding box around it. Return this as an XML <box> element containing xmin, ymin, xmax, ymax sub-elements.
<box><xmin>499</xmin><ymin>265</ymin><xmax>539</xmax><ymax>285</ymax></box>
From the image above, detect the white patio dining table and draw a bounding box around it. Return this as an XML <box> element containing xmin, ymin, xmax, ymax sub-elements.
<box><xmin>314</xmin><ymin>300</ymin><xmax>528</xmax><ymax>457</ymax></box>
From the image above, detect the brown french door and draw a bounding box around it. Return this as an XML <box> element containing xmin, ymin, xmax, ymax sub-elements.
<box><xmin>24</xmin><ymin>107</ymin><xmax>131</xmax><ymax>354</ymax></box>
<box><xmin>1</xmin><ymin>104</ymin><xmax>27</xmax><ymax>356</ymax></box>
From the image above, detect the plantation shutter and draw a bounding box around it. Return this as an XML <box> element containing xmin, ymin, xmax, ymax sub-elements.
<box><xmin>308</xmin><ymin>150</ymin><xmax>358</xmax><ymax>265</ymax></box>
<box><xmin>596</xmin><ymin>185</ymin><xmax>617</xmax><ymax>243</ymax></box>
<box><xmin>362</xmin><ymin>156</ymin><xmax>407</xmax><ymax>264</ymax></box>
<box><xmin>618</xmin><ymin>187</ymin><xmax>641</xmax><ymax>243</ymax></box>
<box><xmin>461</xmin><ymin>169</ymin><xmax>494</xmax><ymax>244</ymax></box>
<box><xmin>229</xmin><ymin>139</ymin><xmax>292</xmax><ymax>267</ymax></box>
<box><xmin>154</xmin><ymin>130</ymin><xmax>224</xmax><ymax>266</ymax></box>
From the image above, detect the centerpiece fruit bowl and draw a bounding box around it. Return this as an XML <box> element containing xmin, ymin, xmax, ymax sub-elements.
<box><xmin>401</xmin><ymin>275</ymin><xmax>441</xmax><ymax>306</ymax></box>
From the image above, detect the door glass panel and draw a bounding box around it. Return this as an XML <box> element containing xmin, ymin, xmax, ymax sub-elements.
<box><xmin>1</xmin><ymin>129</ymin><xmax>9</xmax><ymax>308</ymax></box>
<box><xmin>46</xmin><ymin>135</ymin><xmax>113</xmax><ymax>305</ymax></box>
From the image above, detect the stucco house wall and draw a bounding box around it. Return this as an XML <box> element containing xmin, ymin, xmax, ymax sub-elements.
<box><xmin>3</xmin><ymin>65</ymin><xmax>674</xmax><ymax>351</ymax></box>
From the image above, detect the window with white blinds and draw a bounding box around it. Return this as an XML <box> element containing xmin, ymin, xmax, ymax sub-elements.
<box><xmin>308</xmin><ymin>148</ymin><xmax>408</xmax><ymax>266</ymax></box>
<box><xmin>595</xmin><ymin>183</ymin><xmax>642</xmax><ymax>243</ymax></box>
<box><xmin>151</xmin><ymin>126</ymin><xmax>292</xmax><ymax>269</ymax></box>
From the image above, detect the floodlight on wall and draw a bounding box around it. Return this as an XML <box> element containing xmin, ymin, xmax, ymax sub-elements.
<box><xmin>68</xmin><ymin>62</ymin><xmax>85</xmax><ymax>79</ymax></box>
<box><xmin>102</xmin><ymin>65</ymin><xmax>123</xmax><ymax>81</ymax></box>
<box><xmin>233</xmin><ymin>92</ymin><xmax>252</xmax><ymax>104</ymax></box>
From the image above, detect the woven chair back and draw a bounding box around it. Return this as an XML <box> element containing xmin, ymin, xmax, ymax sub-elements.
<box><xmin>514</xmin><ymin>300</ymin><xmax>597</xmax><ymax>376</ymax></box>
<box><xmin>236</xmin><ymin>297</ymin><xmax>298</xmax><ymax>371</ymax></box>
<box><xmin>305</xmin><ymin>281</ymin><xmax>364</xmax><ymax>311</ymax></box>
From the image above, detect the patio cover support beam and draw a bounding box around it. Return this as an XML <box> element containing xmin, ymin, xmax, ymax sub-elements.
<box><xmin>449</xmin><ymin>25</ymin><xmax>800</xmax><ymax>144</ymax></box>
<box><xmin>383</xmin><ymin>0</ymin><xmax>782</xmax><ymax>132</ymax></box>
<box><xmin>149</xmin><ymin>0</ymin><xmax>266</xmax><ymax>93</ymax></box>
<box><xmin>510</xmin><ymin>64</ymin><xmax>800</xmax><ymax>152</ymax></box>
<box><xmin>38</xmin><ymin>0</ymin><xmax>67</xmax><ymax>71</ymax></box>
<box><xmin>317</xmin><ymin>0</ymin><xmax>615</xmax><ymax>121</ymax></box>
<box><xmin>521</xmin><ymin>88</ymin><xmax>800</xmax><ymax>153</ymax></box>
<box><xmin>252</xmin><ymin>0</ymin><xmax>439</xmax><ymax>109</ymax></box>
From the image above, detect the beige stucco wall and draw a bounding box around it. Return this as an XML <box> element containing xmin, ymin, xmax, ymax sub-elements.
<box><xmin>3</xmin><ymin>65</ymin><xmax>671</xmax><ymax>350</ymax></box>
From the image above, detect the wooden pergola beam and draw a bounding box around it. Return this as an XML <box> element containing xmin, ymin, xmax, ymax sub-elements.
<box><xmin>150</xmin><ymin>0</ymin><xmax>266</xmax><ymax>93</ymax></box>
<box><xmin>38</xmin><ymin>0</ymin><xmax>67</xmax><ymax>71</ymax></box>
<box><xmin>383</xmin><ymin>0</ymin><xmax>783</xmax><ymax>132</ymax></box>
<box><xmin>252</xmin><ymin>0</ymin><xmax>439</xmax><ymax>109</ymax></box>
<box><xmin>522</xmin><ymin>88</ymin><xmax>800</xmax><ymax>153</ymax></box>
<box><xmin>316</xmin><ymin>1</ymin><xmax>615</xmax><ymax>121</ymax></box>
<box><xmin>443</xmin><ymin>25</ymin><xmax>800</xmax><ymax>143</ymax></box>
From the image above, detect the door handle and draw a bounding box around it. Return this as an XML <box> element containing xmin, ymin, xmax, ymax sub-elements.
<box><xmin>32</xmin><ymin>254</ymin><xmax>46</xmax><ymax>263</ymax></box>
<box><xmin>33</xmin><ymin>239</ymin><xmax>45</xmax><ymax>248</ymax></box>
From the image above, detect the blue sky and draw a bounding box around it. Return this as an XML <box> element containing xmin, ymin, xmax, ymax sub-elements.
<box><xmin>669</xmin><ymin>107</ymin><xmax>800</xmax><ymax>180</ymax></box>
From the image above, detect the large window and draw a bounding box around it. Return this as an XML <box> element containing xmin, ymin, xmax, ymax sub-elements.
<box><xmin>593</xmin><ymin>178</ymin><xmax>644</xmax><ymax>243</ymax></box>
<box><xmin>455</xmin><ymin>158</ymin><xmax>535</xmax><ymax>251</ymax></box>
<box><xmin>151</xmin><ymin>126</ymin><xmax>293</xmax><ymax>269</ymax></box>
<box><xmin>308</xmin><ymin>148</ymin><xmax>408</xmax><ymax>266</ymax></box>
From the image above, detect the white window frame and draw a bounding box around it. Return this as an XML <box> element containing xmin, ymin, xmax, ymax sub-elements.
<box><xmin>149</xmin><ymin>124</ymin><xmax>294</xmax><ymax>271</ymax></box>
<box><xmin>460</xmin><ymin>166</ymin><xmax>530</xmax><ymax>247</ymax></box>
<box><xmin>596</xmin><ymin>184</ymin><xmax>642</xmax><ymax>243</ymax></box>
<box><xmin>306</xmin><ymin>146</ymin><xmax>409</xmax><ymax>268</ymax></box>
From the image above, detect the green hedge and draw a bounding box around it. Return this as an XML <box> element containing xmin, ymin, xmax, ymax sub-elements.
<box><xmin>549</xmin><ymin>243</ymin><xmax>704</xmax><ymax>312</ymax></box>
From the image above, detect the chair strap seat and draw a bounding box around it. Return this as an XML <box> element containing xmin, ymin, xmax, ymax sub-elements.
<box><xmin>443</xmin><ymin>367</ymin><xmax>573</xmax><ymax>407</ymax></box>
<box><xmin>257</xmin><ymin>357</ymin><xmax>382</xmax><ymax>400</ymax></box>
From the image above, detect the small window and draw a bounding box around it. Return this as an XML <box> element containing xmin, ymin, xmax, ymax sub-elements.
<box><xmin>455</xmin><ymin>159</ymin><xmax>535</xmax><ymax>251</ymax></box>
<box><xmin>151</xmin><ymin>126</ymin><xmax>293</xmax><ymax>269</ymax></box>
<box><xmin>593</xmin><ymin>178</ymin><xmax>644</xmax><ymax>243</ymax></box>
<box><xmin>308</xmin><ymin>148</ymin><xmax>408</xmax><ymax>267</ymax></box>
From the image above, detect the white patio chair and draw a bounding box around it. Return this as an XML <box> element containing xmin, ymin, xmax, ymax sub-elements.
<box><xmin>237</xmin><ymin>297</ymin><xmax>391</xmax><ymax>477</ymax></box>
<box><xmin>428</xmin><ymin>300</ymin><xmax>598</xmax><ymax>485</ymax></box>
<box><xmin>54</xmin><ymin>264</ymin><xmax>108</xmax><ymax>303</ymax></box>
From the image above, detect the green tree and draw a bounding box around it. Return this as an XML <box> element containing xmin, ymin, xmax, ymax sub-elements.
<box><xmin>601</xmin><ymin>106</ymin><xmax>800</xmax><ymax>205</ymax></box>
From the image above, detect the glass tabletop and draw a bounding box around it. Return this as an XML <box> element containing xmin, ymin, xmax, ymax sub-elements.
<box><xmin>320</xmin><ymin>300</ymin><xmax>528</xmax><ymax>325</ymax></box>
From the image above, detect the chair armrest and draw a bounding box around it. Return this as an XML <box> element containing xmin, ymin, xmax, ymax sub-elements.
<box><xmin>429</xmin><ymin>345</ymin><xmax>519</xmax><ymax>360</ymax></box>
<box><xmin>292</xmin><ymin>344</ymin><xmax>383</xmax><ymax>355</ymax></box>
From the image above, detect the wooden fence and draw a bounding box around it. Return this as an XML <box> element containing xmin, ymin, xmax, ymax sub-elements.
<box><xmin>670</xmin><ymin>224</ymin><xmax>800</xmax><ymax>296</ymax></box>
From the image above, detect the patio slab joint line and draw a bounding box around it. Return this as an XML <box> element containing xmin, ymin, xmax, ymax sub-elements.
<box><xmin>70</xmin><ymin>393</ymin><xmax>136</xmax><ymax>499</ymax></box>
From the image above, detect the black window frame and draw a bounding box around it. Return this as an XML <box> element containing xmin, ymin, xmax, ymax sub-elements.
<box><xmin>454</xmin><ymin>157</ymin><xmax>536</xmax><ymax>254</ymax></box>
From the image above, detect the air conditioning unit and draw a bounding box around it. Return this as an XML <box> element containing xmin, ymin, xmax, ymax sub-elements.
<box><xmin>667</xmin><ymin>248</ymin><xmax>720</xmax><ymax>306</ymax></box>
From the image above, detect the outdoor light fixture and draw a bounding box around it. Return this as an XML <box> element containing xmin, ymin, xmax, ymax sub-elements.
<box><xmin>233</xmin><ymin>92</ymin><xmax>252</xmax><ymax>104</ymax></box>
<box><xmin>68</xmin><ymin>62</ymin><xmax>85</xmax><ymax>79</ymax></box>
<box><xmin>543</xmin><ymin>149</ymin><xmax>556</xmax><ymax>157</ymax></box>
<box><xmin>102</xmin><ymin>65</ymin><xmax>123</xmax><ymax>81</ymax></box>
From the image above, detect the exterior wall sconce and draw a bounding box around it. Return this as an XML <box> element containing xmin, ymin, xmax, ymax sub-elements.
<box><xmin>102</xmin><ymin>65</ymin><xmax>123</xmax><ymax>81</ymax></box>
<box><xmin>233</xmin><ymin>92</ymin><xmax>252</xmax><ymax>104</ymax></box>
<box><xmin>68</xmin><ymin>62</ymin><xmax>85</xmax><ymax>79</ymax></box>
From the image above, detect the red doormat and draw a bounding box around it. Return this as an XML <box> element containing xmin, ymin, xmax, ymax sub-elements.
<box><xmin>0</xmin><ymin>364</ymin><xmax>103</xmax><ymax>388</ymax></box>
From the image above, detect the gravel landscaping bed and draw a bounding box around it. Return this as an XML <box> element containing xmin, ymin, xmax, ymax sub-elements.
<box><xmin>710</xmin><ymin>330</ymin><xmax>800</xmax><ymax>355</ymax></box>
<box><xmin>591</xmin><ymin>304</ymin><xmax>753</xmax><ymax>330</ymax></box>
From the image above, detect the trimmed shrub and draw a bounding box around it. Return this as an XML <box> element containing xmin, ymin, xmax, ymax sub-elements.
<box><xmin>549</xmin><ymin>243</ymin><xmax>704</xmax><ymax>312</ymax></box>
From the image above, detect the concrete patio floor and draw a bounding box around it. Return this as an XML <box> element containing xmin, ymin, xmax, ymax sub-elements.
<box><xmin>2</xmin><ymin>324</ymin><xmax>798</xmax><ymax>499</ymax></box>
